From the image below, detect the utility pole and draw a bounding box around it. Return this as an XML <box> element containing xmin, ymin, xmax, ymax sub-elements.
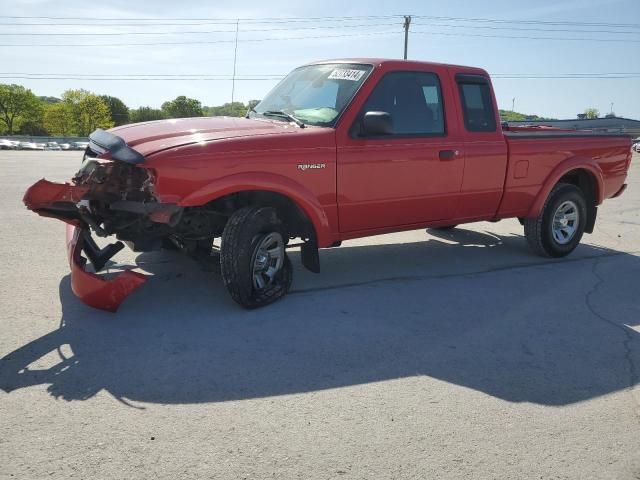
<box><xmin>512</xmin><ymin>97</ymin><xmax>516</xmax><ymax>112</ymax></box>
<box><xmin>231</xmin><ymin>18</ymin><xmax>239</xmax><ymax>104</ymax></box>
<box><xmin>403</xmin><ymin>15</ymin><xmax>411</xmax><ymax>60</ymax></box>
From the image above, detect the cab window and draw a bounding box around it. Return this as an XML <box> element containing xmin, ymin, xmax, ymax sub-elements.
<box><xmin>457</xmin><ymin>76</ymin><xmax>497</xmax><ymax>132</ymax></box>
<box><xmin>359</xmin><ymin>71</ymin><xmax>445</xmax><ymax>136</ymax></box>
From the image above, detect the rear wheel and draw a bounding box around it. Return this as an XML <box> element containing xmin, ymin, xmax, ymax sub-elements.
<box><xmin>220</xmin><ymin>206</ymin><xmax>292</xmax><ymax>309</ymax></box>
<box><xmin>524</xmin><ymin>183</ymin><xmax>587</xmax><ymax>257</ymax></box>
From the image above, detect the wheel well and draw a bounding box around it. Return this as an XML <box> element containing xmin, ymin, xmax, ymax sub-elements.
<box><xmin>208</xmin><ymin>190</ymin><xmax>316</xmax><ymax>241</ymax></box>
<box><xmin>557</xmin><ymin>169</ymin><xmax>598</xmax><ymax>233</ymax></box>
<box><xmin>558</xmin><ymin>169</ymin><xmax>597</xmax><ymax>205</ymax></box>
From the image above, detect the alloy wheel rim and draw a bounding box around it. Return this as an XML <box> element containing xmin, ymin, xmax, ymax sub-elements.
<box><xmin>552</xmin><ymin>200</ymin><xmax>579</xmax><ymax>245</ymax></box>
<box><xmin>251</xmin><ymin>232</ymin><xmax>285</xmax><ymax>290</ymax></box>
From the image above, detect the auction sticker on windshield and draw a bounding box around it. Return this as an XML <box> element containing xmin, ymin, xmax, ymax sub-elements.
<box><xmin>327</xmin><ymin>69</ymin><xmax>366</xmax><ymax>81</ymax></box>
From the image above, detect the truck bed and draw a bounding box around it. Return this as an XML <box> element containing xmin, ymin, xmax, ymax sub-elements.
<box><xmin>498</xmin><ymin>133</ymin><xmax>631</xmax><ymax>218</ymax></box>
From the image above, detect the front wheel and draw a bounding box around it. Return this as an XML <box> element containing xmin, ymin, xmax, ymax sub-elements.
<box><xmin>220</xmin><ymin>206</ymin><xmax>292</xmax><ymax>309</ymax></box>
<box><xmin>524</xmin><ymin>183</ymin><xmax>587</xmax><ymax>258</ymax></box>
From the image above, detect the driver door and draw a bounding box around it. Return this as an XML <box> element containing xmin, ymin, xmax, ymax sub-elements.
<box><xmin>336</xmin><ymin>68</ymin><xmax>465</xmax><ymax>233</ymax></box>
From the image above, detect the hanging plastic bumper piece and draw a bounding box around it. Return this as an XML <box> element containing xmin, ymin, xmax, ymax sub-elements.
<box><xmin>23</xmin><ymin>178</ymin><xmax>148</xmax><ymax>312</ymax></box>
<box><xmin>65</xmin><ymin>225</ymin><xmax>147</xmax><ymax>312</ymax></box>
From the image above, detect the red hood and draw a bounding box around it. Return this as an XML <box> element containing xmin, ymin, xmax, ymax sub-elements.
<box><xmin>110</xmin><ymin>116</ymin><xmax>300</xmax><ymax>156</ymax></box>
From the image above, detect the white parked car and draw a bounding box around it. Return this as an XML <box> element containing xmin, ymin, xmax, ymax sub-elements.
<box><xmin>0</xmin><ymin>139</ymin><xmax>18</xmax><ymax>150</ymax></box>
<box><xmin>46</xmin><ymin>142</ymin><xmax>62</xmax><ymax>151</ymax></box>
<box><xmin>72</xmin><ymin>141</ymin><xmax>89</xmax><ymax>150</ymax></box>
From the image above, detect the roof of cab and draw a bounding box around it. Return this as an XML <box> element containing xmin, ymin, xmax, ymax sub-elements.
<box><xmin>306</xmin><ymin>58</ymin><xmax>489</xmax><ymax>76</ymax></box>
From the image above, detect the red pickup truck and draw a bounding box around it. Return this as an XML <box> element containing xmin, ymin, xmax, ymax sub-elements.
<box><xmin>24</xmin><ymin>59</ymin><xmax>632</xmax><ymax>311</ymax></box>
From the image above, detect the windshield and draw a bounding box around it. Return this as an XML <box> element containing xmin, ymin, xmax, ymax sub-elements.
<box><xmin>251</xmin><ymin>63</ymin><xmax>373</xmax><ymax>127</ymax></box>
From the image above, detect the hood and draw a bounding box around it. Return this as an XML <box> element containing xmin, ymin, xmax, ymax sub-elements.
<box><xmin>109</xmin><ymin>116</ymin><xmax>301</xmax><ymax>157</ymax></box>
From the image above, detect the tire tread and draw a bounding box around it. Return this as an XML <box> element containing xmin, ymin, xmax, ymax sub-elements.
<box><xmin>220</xmin><ymin>206</ymin><xmax>292</xmax><ymax>309</ymax></box>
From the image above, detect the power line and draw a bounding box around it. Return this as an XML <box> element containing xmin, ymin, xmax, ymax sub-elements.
<box><xmin>0</xmin><ymin>19</ymin><xmax>402</xmax><ymax>28</ymax></box>
<box><xmin>3</xmin><ymin>27</ymin><xmax>637</xmax><ymax>47</ymax></box>
<box><xmin>411</xmin><ymin>30</ymin><xmax>640</xmax><ymax>43</ymax></box>
<box><xmin>0</xmin><ymin>72</ymin><xmax>285</xmax><ymax>77</ymax></box>
<box><xmin>0</xmin><ymin>22</ymin><xmax>402</xmax><ymax>35</ymax></box>
<box><xmin>491</xmin><ymin>72</ymin><xmax>640</xmax><ymax>76</ymax></box>
<box><xmin>0</xmin><ymin>14</ymin><xmax>403</xmax><ymax>22</ymax></box>
<box><xmin>411</xmin><ymin>22</ymin><xmax>640</xmax><ymax>36</ymax></box>
<box><xmin>0</xmin><ymin>30</ymin><xmax>402</xmax><ymax>47</ymax></box>
<box><xmin>0</xmin><ymin>22</ymin><xmax>636</xmax><ymax>38</ymax></box>
<box><xmin>0</xmin><ymin>76</ymin><xmax>282</xmax><ymax>81</ymax></box>
<box><xmin>0</xmin><ymin>15</ymin><xmax>405</xmax><ymax>27</ymax></box>
<box><xmin>1</xmin><ymin>13</ymin><xmax>638</xmax><ymax>29</ymax></box>
<box><xmin>412</xmin><ymin>14</ymin><xmax>640</xmax><ymax>29</ymax></box>
<box><xmin>0</xmin><ymin>22</ymin><xmax>241</xmax><ymax>27</ymax></box>
<box><xmin>0</xmin><ymin>13</ymin><xmax>637</xmax><ymax>29</ymax></box>
<box><xmin>492</xmin><ymin>75</ymin><xmax>640</xmax><ymax>78</ymax></box>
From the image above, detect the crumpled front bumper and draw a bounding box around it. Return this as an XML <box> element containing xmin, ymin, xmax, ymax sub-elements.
<box><xmin>24</xmin><ymin>178</ymin><xmax>148</xmax><ymax>312</ymax></box>
<box><xmin>65</xmin><ymin>225</ymin><xmax>147</xmax><ymax>312</ymax></box>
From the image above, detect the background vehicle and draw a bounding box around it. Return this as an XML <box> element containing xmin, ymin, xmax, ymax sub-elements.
<box><xmin>59</xmin><ymin>143</ymin><xmax>71</xmax><ymax>150</ymax></box>
<box><xmin>18</xmin><ymin>141</ymin><xmax>38</xmax><ymax>150</ymax></box>
<box><xmin>23</xmin><ymin>59</ymin><xmax>632</xmax><ymax>311</ymax></box>
<box><xmin>45</xmin><ymin>142</ymin><xmax>61</xmax><ymax>151</ymax></box>
<box><xmin>71</xmin><ymin>141</ymin><xmax>89</xmax><ymax>150</ymax></box>
<box><xmin>0</xmin><ymin>139</ymin><xmax>18</xmax><ymax>150</ymax></box>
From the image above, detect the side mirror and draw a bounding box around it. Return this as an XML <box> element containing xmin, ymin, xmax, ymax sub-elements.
<box><xmin>361</xmin><ymin>111</ymin><xmax>393</xmax><ymax>136</ymax></box>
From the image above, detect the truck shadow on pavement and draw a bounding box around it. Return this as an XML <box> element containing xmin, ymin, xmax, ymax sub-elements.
<box><xmin>1</xmin><ymin>228</ymin><xmax>639</xmax><ymax>407</ymax></box>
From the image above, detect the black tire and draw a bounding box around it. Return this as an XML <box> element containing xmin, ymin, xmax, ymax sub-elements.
<box><xmin>429</xmin><ymin>225</ymin><xmax>458</xmax><ymax>231</ymax></box>
<box><xmin>524</xmin><ymin>183</ymin><xmax>587</xmax><ymax>258</ymax></box>
<box><xmin>220</xmin><ymin>206</ymin><xmax>292</xmax><ymax>309</ymax></box>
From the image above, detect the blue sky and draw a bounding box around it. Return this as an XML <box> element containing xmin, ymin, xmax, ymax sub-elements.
<box><xmin>1</xmin><ymin>0</ymin><xmax>638</xmax><ymax>119</ymax></box>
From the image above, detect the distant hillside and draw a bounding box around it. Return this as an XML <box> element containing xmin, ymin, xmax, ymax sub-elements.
<box><xmin>38</xmin><ymin>96</ymin><xmax>61</xmax><ymax>104</ymax></box>
<box><xmin>499</xmin><ymin>110</ymin><xmax>557</xmax><ymax>122</ymax></box>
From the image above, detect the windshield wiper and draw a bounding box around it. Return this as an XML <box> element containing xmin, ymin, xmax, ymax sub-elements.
<box><xmin>261</xmin><ymin>110</ymin><xmax>306</xmax><ymax>128</ymax></box>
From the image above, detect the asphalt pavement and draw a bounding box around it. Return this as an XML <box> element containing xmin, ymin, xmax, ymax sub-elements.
<box><xmin>1</xmin><ymin>151</ymin><xmax>639</xmax><ymax>479</ymax></box>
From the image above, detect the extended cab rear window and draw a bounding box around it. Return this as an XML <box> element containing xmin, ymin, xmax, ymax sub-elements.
<box><xmin>456</xmin><ymin>74</ymin><xmax>497</xmax><ymax>132</ymax></box>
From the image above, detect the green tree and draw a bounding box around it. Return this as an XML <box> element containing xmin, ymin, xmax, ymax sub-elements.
<box><xmin>18</xmin><ymin>119</ymin><xmax>47</xmax><ymax>135</ymax></box>
<box><xmin>205</xmin><ymin>101</ymin><xmax>248</xmax><ymax>117</ymax></box>
<box><xmin>0</xmin><ymin>84</ymin><xmax>42</xmax><ymax>135</ymax></box>
<box><xmin>584</xmin><ymin>108</ymin><xmax>600</xmax><ymax>119</ymax></box>
<box><xmin>100</xmin><ymin>95</ymin><xmax>129</xmax><ymax>126</ymax></box>
<box><xmin>44</xmin><ymin>102</ymin><xmax>75</xmax><ymax>136</ymax></box>
<box><xmin>247</xmin><ymin>99</ymin><xmax>260</xmax><ymax>110</ymax></box>
<box><xmin>161</xmin><ymin>95</ymin><xmax>203</xmax><ymax>118</ymax></box>
<box><xmin>129</xmin><ymin>106</ymin><xmax>167</xmax><ymax>123</ymax></box>
<box><xmin>62</xmin><ymin>89</ymin><xmax>114</xmax><ymax>136</ymax></box>
<box><xmin>17</xmin><ymin>102</ymin><xmax>45</xmax><ymax>135</ymax></box>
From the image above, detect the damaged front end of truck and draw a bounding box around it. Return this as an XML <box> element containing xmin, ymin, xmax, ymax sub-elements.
<box><xmin>23</xmin><ymin>129</ymin><xmax>184</xmax><ymax>311</ymax></box>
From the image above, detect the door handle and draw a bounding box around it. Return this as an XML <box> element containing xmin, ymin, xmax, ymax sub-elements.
<box><xmin>439</xmin><ymin>150</ymin><xmax>459</xmax><ymax>161</ymax></box>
